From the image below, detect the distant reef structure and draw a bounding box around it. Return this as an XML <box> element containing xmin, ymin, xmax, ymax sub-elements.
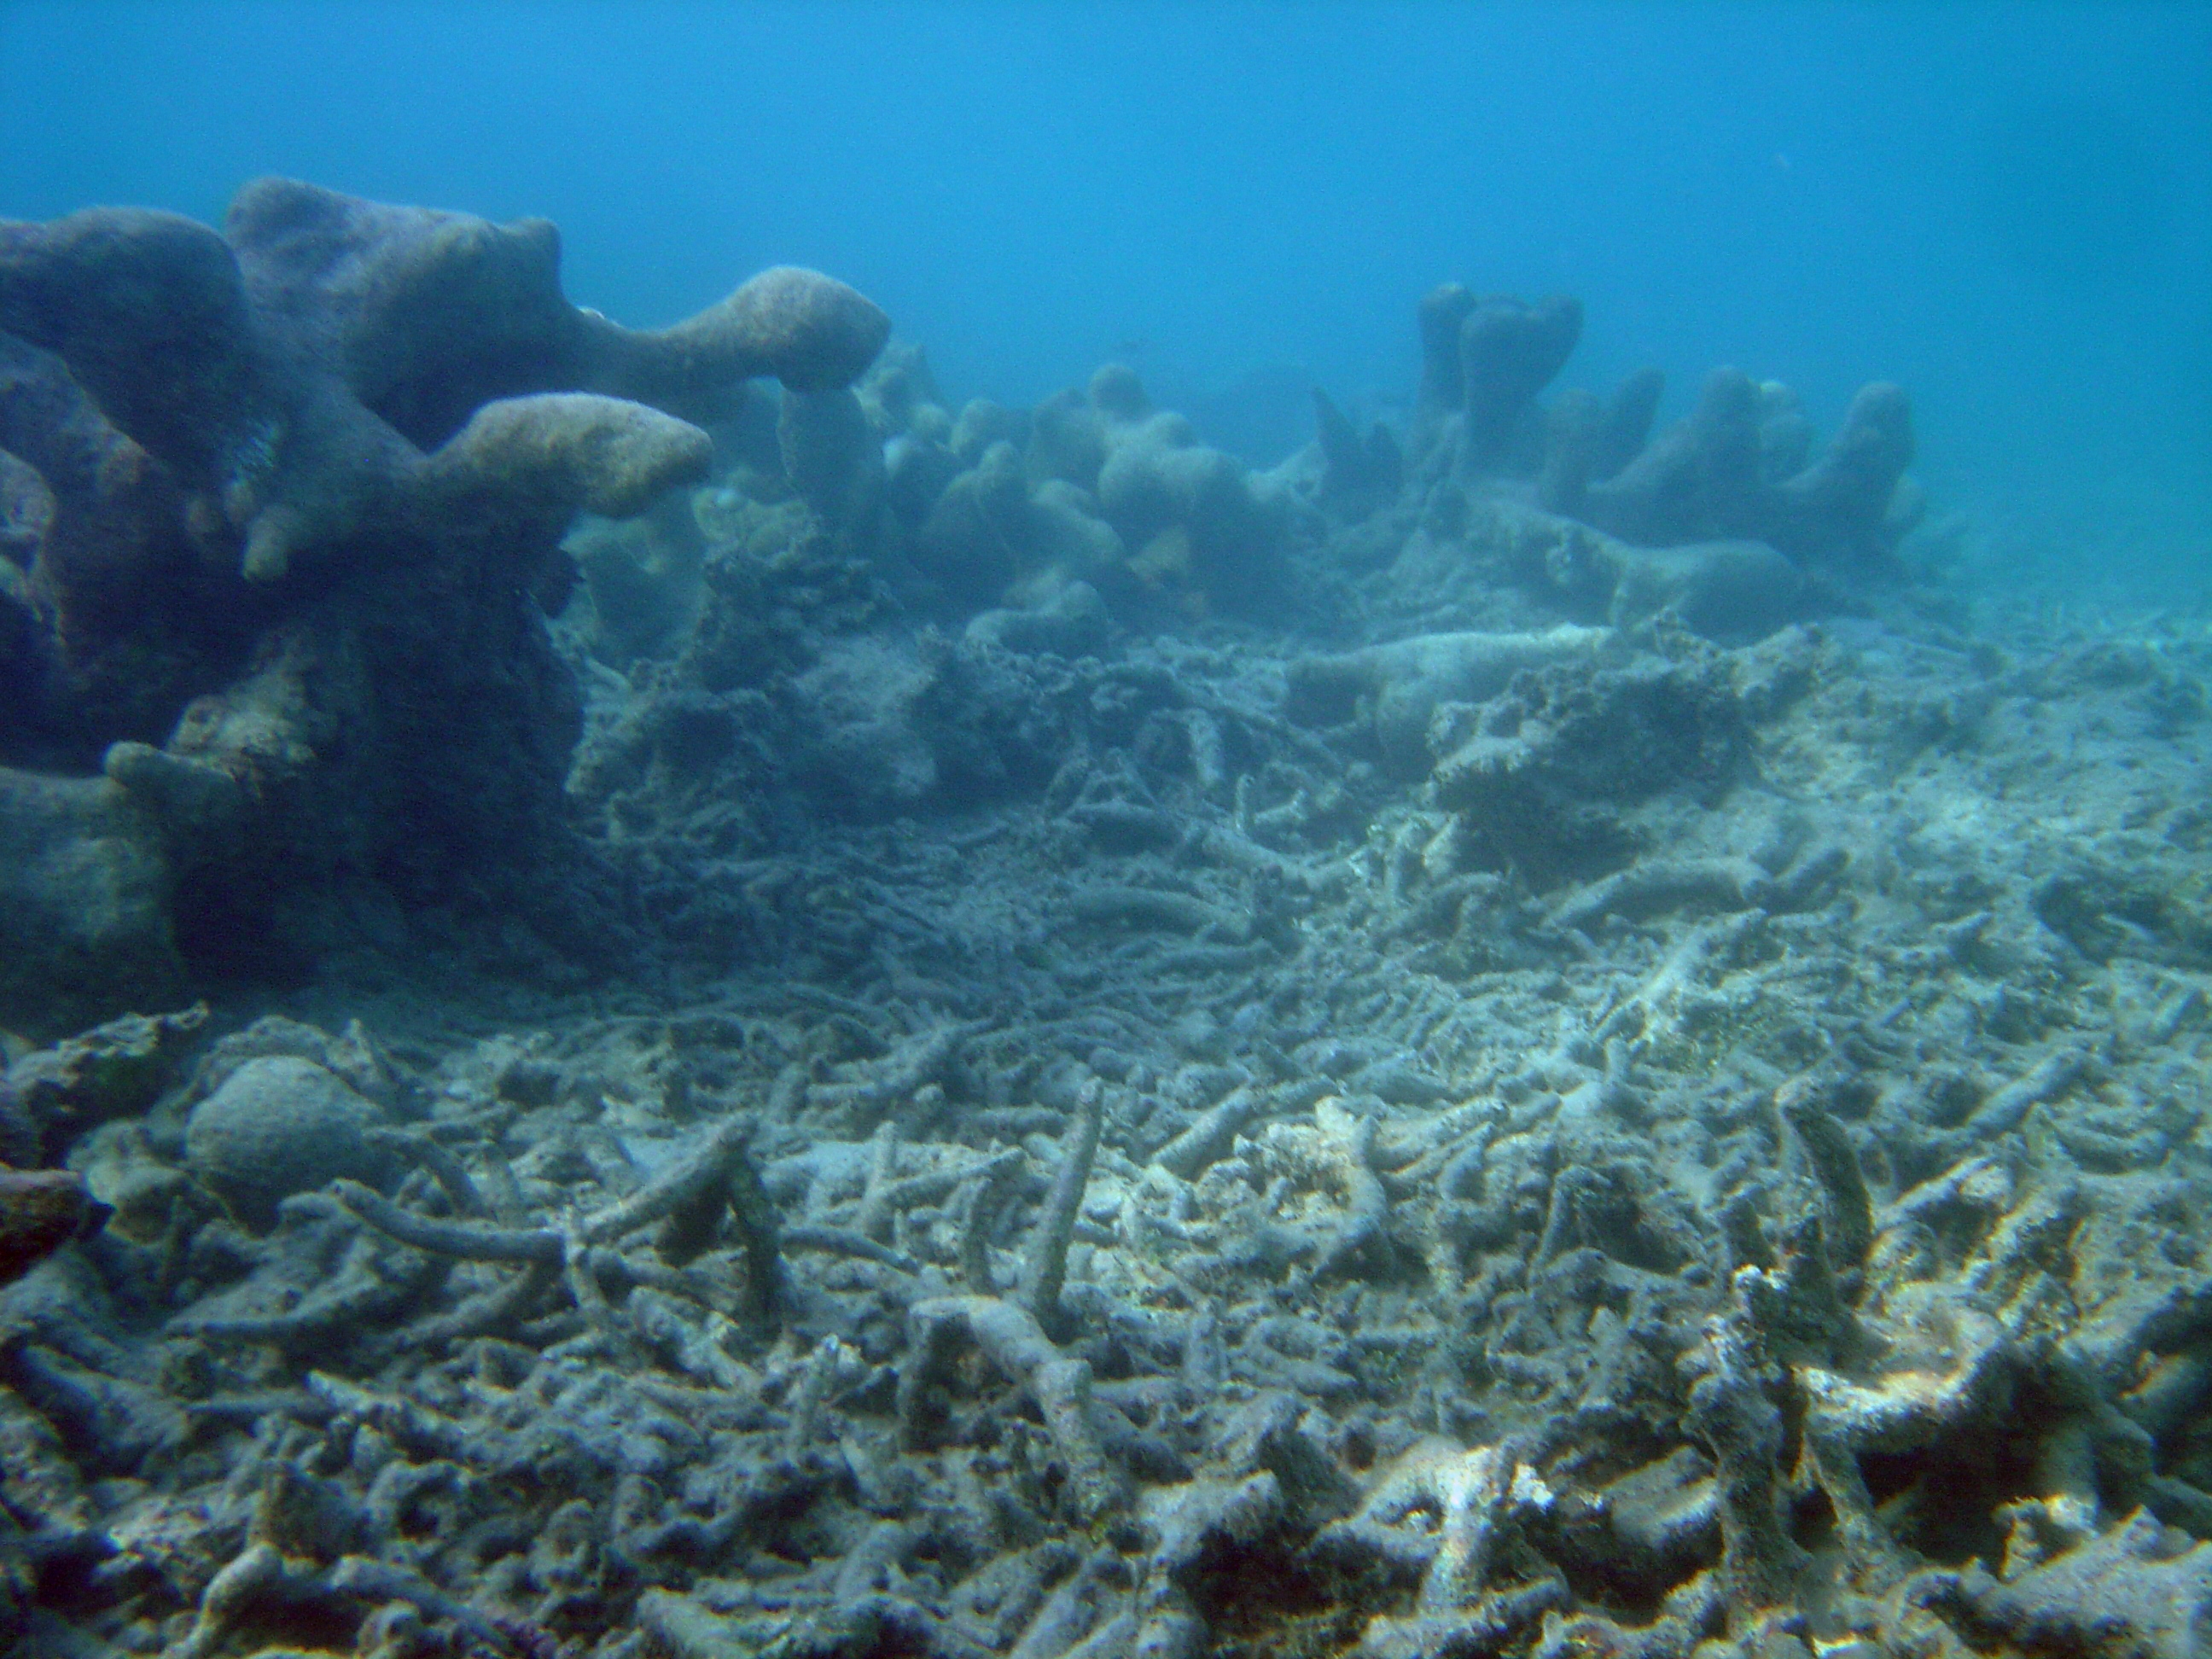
<box><xmin>563</xmin><ymin>277</ymin><xmax>1924</xmax><ymax>870</ymax></box>
<box><xmin>1396</xmin><ymin>284</ymin><xmax>1917</xmax><ymax>568</ymax></box>
<box><xmin>736</xmin><ymin>345</ymin><xmax>1303</xmax><ymax>626</ymax></box>
<box><xmin>650</xmin><ymin>278</ymin><xmax>1918</xmax><ymax>653</ymax></box>
<box><xmin>0</xmin><ymin>178</ymin><xmax>888</xmax><ymax>1032</ymax></box>
<box><xmin>0</xmin><ymin>180</ymin><xmax>1924</xmax><ymax>1035</ymax></box>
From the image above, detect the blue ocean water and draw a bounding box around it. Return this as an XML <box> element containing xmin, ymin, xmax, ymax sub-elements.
<box><xmin>3</xmin><ymin>0</ymin><xmax>2206</xmax><ymax>597</ymax></box>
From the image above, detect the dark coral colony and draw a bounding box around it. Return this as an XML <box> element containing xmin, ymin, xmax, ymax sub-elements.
<box><xmin>2</xmin><ymin>179</ymin><xmax>2208</xmax><ymax>1659</ymax></box>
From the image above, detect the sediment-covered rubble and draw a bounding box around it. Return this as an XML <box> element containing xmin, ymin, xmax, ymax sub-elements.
<box><xmin>7</xmin><ymin>599</ymin><xmax>2209</xmax><ymax>1659</ymax></box>
<box><xmin>3</xmin><ymin>218</ymin><xmax>2211</xmax><ymax>1659</ymax></box>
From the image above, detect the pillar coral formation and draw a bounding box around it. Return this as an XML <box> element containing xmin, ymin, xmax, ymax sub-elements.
<box><xmin>0</xmin><ymin>179</ymin><xmax>887</xmax><ymax>1028</ymax></box>
<box><xmin>1402</xmin><ymin>280</ymin><xmax>1917</xmax><ymax>571</ymax></box>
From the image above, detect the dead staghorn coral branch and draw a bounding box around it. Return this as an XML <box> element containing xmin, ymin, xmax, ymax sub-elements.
<box><xmin>579</xmin><ymin>1113</ymin><xmax>757</xmax><ymax>1245</ymax></box>
<box><xmin>326</xmin><ymin>1108</ymin><xmax>789</xmax><ymax>1352</ymax></box>
<box><xmin>332</xmin><ymin>1180</ymin><xmax>562</xmax><ymax>1264</ymax></box>
<box><xmin>1018</xmin><ymin>1080</ymin><xmax>1104</xmax><ymax>1327</ymax></box>
<box><xmin>1310</xmin><ymin>1101</ymin><xmax>1390</xmax><ymax>1283</ymax></box>
<box><xmin>1150</xmin><ymin>1086</ymin><xmax>1259</xmax><ymax>1180</ymax></box>
<box><xmin>896</xmin><ymin>1294</ymin><xmax>1132</xmax><ymax>1524</ymax></box>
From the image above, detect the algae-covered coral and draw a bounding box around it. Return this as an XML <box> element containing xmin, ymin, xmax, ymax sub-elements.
<box><xmin>0</xmin><ymin>180</ymin><xmax>888</xmax><ymax>1030</ymax></box>
<box><xmin>3</xmin><ymin>186</ymin><xmax>2211</xmax><ymax>1659</ymax></box>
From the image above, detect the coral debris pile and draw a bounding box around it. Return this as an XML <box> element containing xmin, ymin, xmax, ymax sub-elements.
<box><xmin>3</xmin><ymin>196</ymin><xmax>2210</xmax><ymax>1659</ymax></box>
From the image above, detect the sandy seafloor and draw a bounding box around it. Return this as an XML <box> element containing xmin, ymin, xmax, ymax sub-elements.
<box><xmin>4</xmin><ymin>352</ymin><xmax>2212</xmax><ymax>1659</ymax></box>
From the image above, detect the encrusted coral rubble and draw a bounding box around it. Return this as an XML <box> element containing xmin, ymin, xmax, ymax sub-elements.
<box><xmin>2</xmin><ymin>192</ymin><xmax>2209</xmax><ymax>1659</ymax></box>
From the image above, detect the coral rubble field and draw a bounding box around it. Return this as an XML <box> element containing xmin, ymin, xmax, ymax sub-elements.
<box><xmin>3</xmin><ymin>183</ymin><xmax>2212</xmax><ymax>1659</ymax></box>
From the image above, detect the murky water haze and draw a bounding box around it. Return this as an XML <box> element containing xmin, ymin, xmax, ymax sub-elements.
<box><xmin>3</xmin><ymin>0</ymin><xmax>2207</xmax><ymax>597</ymax></box>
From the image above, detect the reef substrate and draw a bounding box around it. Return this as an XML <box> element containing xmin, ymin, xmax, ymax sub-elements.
<box><xmin>3</xmin><ymin>202</ymin><xmax>2211</xmax><ymax>1659</ymax></box>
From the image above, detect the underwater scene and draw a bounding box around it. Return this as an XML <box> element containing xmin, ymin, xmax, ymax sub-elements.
<box><xmin>1</xmin><ymin>3</ymin><xmax>2209</xmax><ymax>1656</ymax></box>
